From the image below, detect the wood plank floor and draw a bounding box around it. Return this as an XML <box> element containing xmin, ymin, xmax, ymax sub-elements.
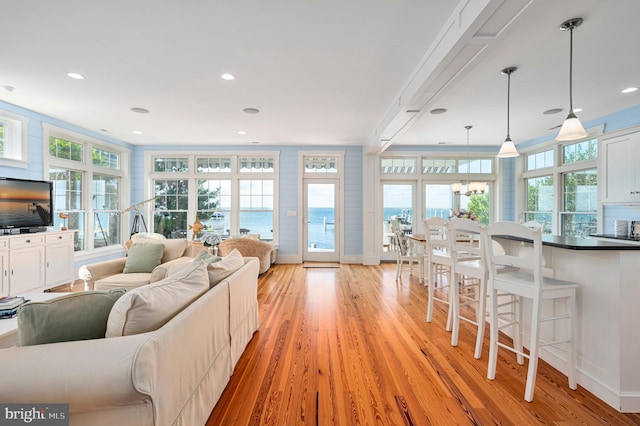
<box><xmin>207</xmin><ymin>263</ymin><xmax>640</xmax><ymax>425</ymax></box>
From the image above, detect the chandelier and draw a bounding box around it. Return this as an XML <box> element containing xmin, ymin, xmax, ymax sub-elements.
<box><xmin>452</xmin><ymin>125</ymin><xmax>487</xmax><ymax>196</ymax></box>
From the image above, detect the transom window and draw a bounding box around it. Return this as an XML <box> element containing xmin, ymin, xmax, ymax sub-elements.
<box><xmin>305</xmin><ymin>156</ymin><xmax>339</xmax><ymax>173</ymax></box>
<box><xmin>563</xmin><ymin>139</ymin><xmax>597</xmax><ymax>164</ymax></box>
<box><xmin>526</xmin><ymin>149</ymin><xmax>554</xmax><ymax>171</ymax></box>
<box><xmin>381</xmin><ymin>158</ymin><xmax>416</xmax><ymax>174</ymax></box>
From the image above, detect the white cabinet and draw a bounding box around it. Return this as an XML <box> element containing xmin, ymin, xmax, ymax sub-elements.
<box><xmin>601</xmin><ymin>131</ymin><xmax>640</xmax><ymax>203</ymax></box>
<box><xmin>0</xmin><ymin>230</ymin><xmax>75</xmax><ymax>295</ymax></box>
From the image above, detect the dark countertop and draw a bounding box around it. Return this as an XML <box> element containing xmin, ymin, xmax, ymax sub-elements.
<box><xmin>590</xmin><ymin>233</ymin><xmax>640</xmax><ymax>242</ymax></box>
<box><xmin>498</xmin><ymin>234</ymin><xmax>640</xmax><ymax>250</ymax></box>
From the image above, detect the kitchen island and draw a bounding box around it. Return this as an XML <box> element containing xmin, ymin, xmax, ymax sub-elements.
<box><xmin>495</xmin><ymin>235</ymin><xmax>640</xmax><ymax>412</ymax></box>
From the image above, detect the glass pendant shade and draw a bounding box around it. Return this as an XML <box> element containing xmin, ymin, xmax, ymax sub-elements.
<box><xmin>497</xmin><ymin>137</ymin><xmax>519</xmax><ymax>158</ymax></box>
<box><xmin>556</xmin><ymin>113</ymin><xmax>588</xmax><ymax>141</ymax></box>
<box><xmin>451</xmin><ymin>182</ymin><xmax>462</xmax><ymax>194</ymax></box>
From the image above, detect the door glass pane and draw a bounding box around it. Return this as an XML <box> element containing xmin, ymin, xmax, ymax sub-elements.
<box><xmin>460</xmin><ymin>190</ymin><xmax>490</xmax><ymax>225</ymax></box>
<box><xmin>307</xmin><ymin>183</ymin><xmax>335</xmax><ymax>252</ymax></box>
<box><xmin>424</xmin><ymin>184</ymin><xmax>452</xmax><ymax>220</ymax></box>
<box><xmin>382</xmin><ymin>184</ymin><xmax>413</xmax><ymax>252</ymax></box>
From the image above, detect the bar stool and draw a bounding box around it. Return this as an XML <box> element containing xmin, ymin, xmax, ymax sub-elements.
<box><xmin>423</xmin><ymin>217</ymin><xmax>455</xmax><ymax>329</ymax></box>
<box><xmin>447</xmin><ymin>217</ymin><xmax>487</xmax><ymax>359</ymax></box>
<box><xmin>484</xmin><ymin>221</ymin><xmax>577</xmax><ymax>402</ymax></box>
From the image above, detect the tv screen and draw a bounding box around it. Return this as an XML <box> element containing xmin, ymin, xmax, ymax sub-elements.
<box><xmin>0</xmin><ymin>177</ymin><xmax>53</xmax><ymax>230</ymax></box>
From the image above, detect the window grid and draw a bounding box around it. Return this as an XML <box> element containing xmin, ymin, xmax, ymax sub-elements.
<box><xmin>196</xmin><ymin>157</ymin><xmax>232</xmax><ymax>173</ymax></box>
<box><xmin>240</xmin><ymin>157</ymin><xmax>275</xmax><ymax>173</ymax></box>
<box><xmin>49</xmin><ymin>137</ymin><xmax>83</xmax><ymax>162</ymax></box>
<box><xmin>305</xmin><ymin>157</ymin><xmax>338</xmax><ymax>173</ymax></box>
<box><xmin>526</xmin><ymin>149</ymin><xmax>554</xmax><ymax>171</ymax></box>
<box><xmin>563</xmin><ymin>139</ymin><xmax>598</xmax><ymax>164</ymax></box>
<box><xmin>154</xmin><ymin>157</ymin><xmax>189</xmax><ymax>173</ymax></box>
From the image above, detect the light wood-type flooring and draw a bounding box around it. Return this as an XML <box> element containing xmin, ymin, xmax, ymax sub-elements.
<box><xmin>205</xmin><ymin>263</ymin><xmax>640</xmax><ymax>425</ymax></box>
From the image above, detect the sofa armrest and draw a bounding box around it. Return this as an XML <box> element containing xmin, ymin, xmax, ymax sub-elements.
<box><xmin>149</xmin><ymin>256</ymin><xmax>194</xmax><ymax>283</ymax></box>
<box><xmin>0</xmin><ymin>333</ymin><xmax>152</xmax><ymax>410</ymax></box>
<box><xmin>78</xmin><ymin>258</ymin><xmax>127</xmax><ymax>290</ymax></box>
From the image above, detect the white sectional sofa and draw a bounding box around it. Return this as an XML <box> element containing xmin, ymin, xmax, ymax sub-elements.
<box><xmin>0</xmin><ymin>257</ymin><xmax>259</xmax><ymax>426</ymax></box>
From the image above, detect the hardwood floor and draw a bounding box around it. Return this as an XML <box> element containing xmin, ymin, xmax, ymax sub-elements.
<box><xmin>208</xmin><ymin>263</ymin><xmax>640</xmax><ymax>425</ymax></box>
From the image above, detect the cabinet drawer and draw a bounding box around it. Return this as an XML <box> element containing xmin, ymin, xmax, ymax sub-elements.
<box><xmin>46</xmin><ymin>233</ymin><xmax>73</xmax><ymax>244</ymax></box>
<box><xmin>9</xmin><ymin>235</ymin><xmax>45</xmax><ymax>248</ymax></box>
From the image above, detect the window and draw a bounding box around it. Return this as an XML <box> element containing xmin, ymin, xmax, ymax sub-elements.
<box><xmin>239</xmin><ymin>179</ymin><xmax>274</xmax><ymax>239</ymax></box>
<box><xmin>305</xmin><ymin>157</ymin><xmax>338</xmax><ymax>173</ymax></box>
<box><xmin>522</xmin><ymin>139</ymin><xmax>598</xmax><ymax>235</ymax></box>
<box><xmin>563</xmin><ymin>139</ymin><xmax>597</xmax><ymax>164</ymax></box>
<box><xmin>148</xmin><ymin>153</ymin><xmax>278</xmax><ymax>241</ymax></box>
<box><xmin>0</xmin><ymin>111</ymin><xmax>28</xmax><ymax>167</ymax></box>
<box><xmin>45</xmin><ymin>125</ymin><xmax>129</xmax><ymax>252</ymax></box>
<box><xmin>524</xmin><ymin>176</ymin><xmax>553</xmax><ymax>233</ymax></box>
<box><xmin>154</xmin><ymin>178</ymin><xmax>189</xmax><ymax>239</ymax></box>
<box><xmin>561</xmin><ymin>169</ymin><xmax>597</xmax><ymax>237</ymax></box>
<box><xmin>526</xmin><ymin>149</ymin><xmax>554</xmax><ymax>171</ymax></box>
<box><xmin>381</xmin><ymin>158</ymin><xmax>416</xmax><ymax>174</ymax></box>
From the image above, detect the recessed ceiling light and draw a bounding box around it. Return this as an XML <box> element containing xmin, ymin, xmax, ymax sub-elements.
<box><xmin>543</xmin><ymin>108</ymin><xmax>563</xmax><ymax>115</ymax></box>
<box><xmin>243</xmin><ymin>108</ymin><xmax>260</xmax><ymax>114</ymax></box>
<box><xmin>131</xmin><ymin>107</ymin><xmax>150</xmax><ymax>114</ymax></box>
<box><xmin>99</xmin><ymin>129</ymin><xmax>109</xmax><ymax>133</ymax></box>
<box><xmin>250</xmin><ymin>141</ymin><xmax>260</xmax><ymax>144</ymax></box>
<box><xmin>238</xmin><ymin>130</ymin><xmax>247</xmax><ymax>135</ymax></box>
<box><xmin>438</xmin><ymin>142</ymin><xmax>447</xmax><ymax>145</ymax></box>
<box><xmin>430</xmin><ymin>108</ymin><xmax>448</xmax><ymax>115</ymax></box>
<box><xmin>133</xmin><ymin>130</ymin><xmax>142</xmax><ymax>135</ymax></box>
<box><xmin>67</xmin><ymin>72</ymin><xmax>85</xmax><ymax>80</ymax></box>
<box><xmin>622</xmin><ymin>87</ymin><xmax>638</xmax><ymax>94</ymax></box>
<box><xmin>573</xmin><ymin>108</ymin><xmax>583</xmax><ymax>113</ymax></box>
<box><xmin>221</xmin><ymin>73</ymin><xmax>235</xmax><ymax>81</ymax></box>
<box><xmin>3</xmin><ymin>85</ymin><xmax>15</xmax><ymax>92</ymax></box>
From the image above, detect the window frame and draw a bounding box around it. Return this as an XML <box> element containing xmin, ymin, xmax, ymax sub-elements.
<box><xmin>43</xmin><ymin>124</ymin><xmax>130</xmax><ymax>256</ymax></box>
<box><xmin>0</xmin><ymin>110</ymin><xmax>29</xmax><ymax>168</ymax></box>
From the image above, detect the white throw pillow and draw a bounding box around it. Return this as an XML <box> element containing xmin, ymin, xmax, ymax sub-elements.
<box><xmin>105</xmin><ymin>261</ymin><xmax>209</xmax><ymax>337</ymax></box>
<box><xmin>207</xmin><ymin>248</ymin><xmax>245</xmax><ymax>288</ymax></box>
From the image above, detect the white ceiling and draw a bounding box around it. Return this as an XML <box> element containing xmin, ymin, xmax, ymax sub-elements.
<box><xmin>1</xmin><ymin>0</ymin><xmax>639</xmax><ymax>151</ymax></box>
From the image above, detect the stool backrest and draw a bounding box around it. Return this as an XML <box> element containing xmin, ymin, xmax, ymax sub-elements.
<box><xmin>447</xmin><ymin>217</ymin><xmax>484</xmax><ymax>264</ymax></box>
<box><xmin>423</xmin><ymin>217</ymin><xmax>448</xmax><ymax>253</ymax></box>
<box><xmin>484</xmin><ymin>221</ymin><xmax>544</xmax><ymax>298</ymax></box>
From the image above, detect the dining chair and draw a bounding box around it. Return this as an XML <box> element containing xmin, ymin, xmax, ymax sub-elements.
<box><xmin>521</xmin><ymin>219</ymin><xmax>546</xmax><ymax>233</ymax></box>
<box><xmin>393</xmin><ymin>229</ymin><xmax>424</xmax><ymax>283</ymax></box>
<box><xmin>484</xmin><ymin>221</ymin><xmax>577</xmax><ymax>402</ymax></box>
<box><xmin>447</xmin><ymin>217</ymin><xmax>487</xmax><ymax>359</ymax></box>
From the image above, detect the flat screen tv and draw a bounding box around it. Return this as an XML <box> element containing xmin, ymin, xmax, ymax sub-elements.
<box><xmin>0</xmin><ymin>177</ymin><xmax>53</xmax><ymax>232</ymax></box>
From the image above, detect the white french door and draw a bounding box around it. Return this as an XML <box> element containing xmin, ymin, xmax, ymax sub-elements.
<box><xmin>303</xmin><ymin>179</ymin><xmax>340</xmax><ymax>262</ymax></box>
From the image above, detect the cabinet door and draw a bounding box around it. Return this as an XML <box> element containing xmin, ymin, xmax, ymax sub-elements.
<box><xmin>45</xmin><ymin>240</ymin><xmax>74</xmax><ymax>288</ymax></box>
<box><xmin>10</xmin><ymin>246</ymin><xmax>45</xmax><ymax>294</ymax></box>
<box><xmin>0</xmin><ymin>250</ymin><xmax>8</xmax><ymax>297</ymax></box>
<box><xmin>603</xmin><ymin>136</ymin><xmax>635</xmax><ymax>202</ymax></box>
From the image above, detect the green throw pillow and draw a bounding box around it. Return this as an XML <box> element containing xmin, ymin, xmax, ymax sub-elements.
<box><xmin>18</xmin><ymin>288</ymin><xmax>126</xmax><ymax>346</ymax></box>
<box><xmin>193</xmin><ymin>249</ymin><xmax>222</xmax><ymax>264</ymax></box>
<box><xmin>123</xmin><ymin>242</ymin><xmax>165</xmax><ymax>273</ymax></box>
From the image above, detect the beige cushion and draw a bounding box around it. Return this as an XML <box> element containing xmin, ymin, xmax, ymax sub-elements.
<box><xmin>123</xmin><ymin>242</ymin><xmax>165</xmax><ymax>273</ymax></box>
<box><xmin>95</xmin><ymin>273</ymin><xmax>151</xmax><ymax>291</ymax></box>
<box><xmin>129</xmin><ymin>236</ymin><xmax>188</xmax><ymax>263</ymax></box>
<box><xmin>18</xmin><ymin>288</ymin><xmax>126</xmax><ymax>346</ymax></box>
<box><xmin>106</xmin><ymin>261</ymin><xmax>209</xmax><ymax>337</ymax></box>
<box><xmin>206</xmin><ymin>248</ymin><xmax>244</xmax><ymax>288</ymax></box>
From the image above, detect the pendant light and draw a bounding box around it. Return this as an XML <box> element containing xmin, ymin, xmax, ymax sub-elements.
<box><xmin>452</xmin><ymin>125</ymin><xmax>486</xmax><ymax>196</ymax></box>
<box><xmin>497</xmin><ymin>66</ymin><xmax>519</xmax><ymax>158</ymax></box>
<box><xmin>556</xmin><ymin>17</ymin><xmax>588</xmax><ymax>141</ymax></box>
